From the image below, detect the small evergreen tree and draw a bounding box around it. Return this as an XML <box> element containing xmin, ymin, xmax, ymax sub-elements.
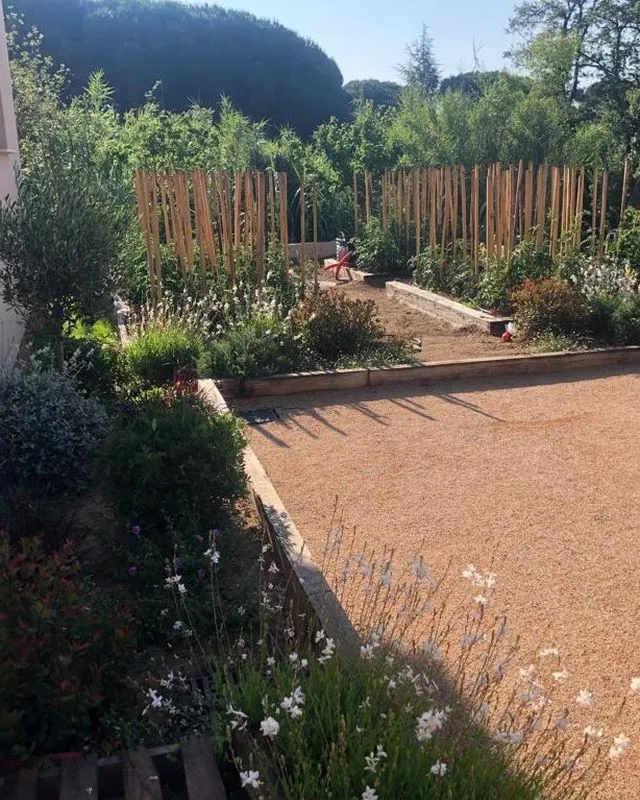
<box><xmin>399</xmin><ymin>24</ymin><xmax>440</xmax><ymax>97</ymax></box>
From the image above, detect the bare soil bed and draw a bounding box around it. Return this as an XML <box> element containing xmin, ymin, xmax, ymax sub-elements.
<box><xmin>236</xmin><ymin>367</ymin><xmax>640</xmax><ymax>799</ymax></box>
<box><xmin>328</xmin><ymin>279</ymin><xmax>524</xmax><ymax>362</ymax></box>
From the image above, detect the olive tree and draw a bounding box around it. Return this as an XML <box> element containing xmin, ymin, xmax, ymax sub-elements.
<box><xmin>0</xmin><ymin>134</ymin><xmax>126</xmax><ymax>368</ymax></box>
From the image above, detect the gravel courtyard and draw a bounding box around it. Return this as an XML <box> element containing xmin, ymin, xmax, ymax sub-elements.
<box><xmin>236</xmin><ymin>366</ymin><xmax>640</xmax><ymax>798</ymax></box>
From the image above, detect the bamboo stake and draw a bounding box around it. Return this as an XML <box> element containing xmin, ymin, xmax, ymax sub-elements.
<box><xmin>268</xmin><ymin>171</ymin><xmax>276</xmax><ymax>249</ymax></box>
<box><xmin>486</xmin><ymin>166</ymin><xmax>494</xmax><ymax>259</ymax></box>
<box><xmin>599</xmin><ymin>170</ymin><xmax>608</xmax><ymax>255</ymax></box>
<box><xmin>364</xmin><ymin>170</ymin><xmax>372</xmax><ymax>224</ymax></box>
<box><xmin>299</xmin><ymin>181</ymin><xmax>306</xmax><ymax>292</ymax></box>
<box><xmin>524</xmin><ymin>163</ymin><xmax>534</xmax><ymax>238</ymax></box>
<box><xmin>135</xmin><ymin>170</ymin><xmax>157</xmax><ymax>303</ymax></box>
<box><xmin>204</xmin><ymin>172</ymin><xmax>219</xmax><ymax>276</ymax></box>
<box><xmin>158</xmin><ymin>171</ymin><xmax>173</xmax><ymax>250</ymax></box>
<box><xmin>620</xmin><ymin>157</ymin><xmax>630</xmax><ymax>222</ymax></box>
<box><xmin>430</xmin><ymin>168</ymin><xmax>437</xmax><ymax>251</ymax></box>
<box><xmin>233</xmin><ymin>169</ymin><xmax>242</xmax><ymax>251</ymax></box>
<box><xmin>451</xmin><ymin>167</ymin><xmax>458</xmax><ymax>250</ymax></box>
<box><xmin>279</xmin><ymin>172</ymin><xmax>289</xmax><ymax>269</ymax></box>
<box><xmin>312</xmin><ymin>179</ymin><xmax>319</xmax><ymax>289</ymax></box>
<box><xmin>414</xmin><ymin>170</ymin><xmax>421</xmax><ymax>256</ymax></box>
<box><xmin>353</xmin><ymin>171</ymin><xmax>359</xmax><ymax>234</ymax></box>
<box><xmin>535</xmin><ymin>164</ymin><xmax>548</xmax><ymax>252</ymax></box>
<box><xmin>218</xmin><ymin>172</ymin><xmax>234</xmax><ymax>286</ymax></box>
<box><xmin>495</xmin><ymin>167</ymin><xmax>503</xmax><ymax>261</ymax></box>
<box><xmin>255</xmin><ymin>171</ymin><xmax>266</xmax><ymax>286</ymax></box>
<box><xmin>460</xmin><ymin>166</ymin><xmax>468</xmax><ymax>258</ymax></box>
<box><xmin>473</xmin><ymin>166</ymin><xmax>480</xmax><ymax>273</ymax></box>
<box><xmin>244</xmin><ymin>170</ymin><xmax>254</xmax><ymax>254</ymax></box>
<box><xmin>591</xmin><ymin>168</ymin><xmax>599</xmax><ymax>253</ymax></box>
<box><xmin>403</xmin><ymin>172</ymin><xmax>412</xmax><ymax>252</ymax></box>
<box><xmin>192</xmin><ymin>170</ymin><xmax>208</xmax><ymax>288</ymax></box>
<box><xmin>549</xmin><ymin>166</ymin><xmax>561</xmax><ymax>259</ymax></box>
<box><xmin>573</xmin><ymin>168</ymin><xmax>585</xmax><ymax>249</ymax></box>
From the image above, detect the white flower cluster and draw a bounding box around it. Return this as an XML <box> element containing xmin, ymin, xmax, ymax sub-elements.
<box><xmin>462</xmin><ymin>563</ymin><xmax>497</xmax><ymax>589</ymax></box>
<box><xmin>364</xmin><ymin>744</ymin><xmax>387</xmax><ymax>774</ymax></box>
<box><xmin>570</xmin><ymin>256</ymin><xmax>637</xmax><ymax>300</ymax></box>
<box><xmin>415</xmin><ymin>707</ymin><xmax>448</xmax><ymax>742</ymax></box>
<box><xmin>281</xmin><ymin>686</ymin><xmax>305</xmax><ymax>719</ymax></box>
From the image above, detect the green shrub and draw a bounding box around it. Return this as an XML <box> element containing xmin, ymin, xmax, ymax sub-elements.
<box><xmin>588</xmin><ymin>292</ymin><xmax>640</xmax><ymax>345</ymax></box>
<box><xmin>104</xmin><ymin>393</ymin><xmax>246</xmax><ymax>536</ymax></box>
<box><xmin>352</xmin><ymin>218</ymin><xmax>405</xmax><ymax>274</ymax></box>
<box><xmin>127</xmin><ymin>325</ymin><xmax>201</xmax><ymax>386</ymax></box>
<box><xmin>411</xmin><ymin>246</ymin><xmax>474</xmax><ymax>299</ymax></box>
<box><xmin>0</xmin><ymin>367</ymin><xmax>108</xmax><ymax>522</ymax></box>
<box><xmin>511</xmin><ymin>278</ymin><xmax>587</xmax><ymax>341</ymax></box>
<box><xmin>474</xmin><ymin>263</ymin><xmax>511</xmax><ymax>312</ymax></box>
<box><xmin>201</xmin><ymin>315</ymin><xmax>310</xmax><ymax>379</ymax></box>
<box><xmin>0</xmin><ymin>534</ymin><xmax>135</xmax><ymax>757</ymax></box>
<box><xmin>294</xmin><ymin>289</ymin><xmax>385</xmax><ymax>362</ymax></box>
<box><xmin>66</xmin><ymin>319</ymin><xmax>129</xmax><ymax>405</ymax></box>
<box><xmin>476</xmin><ymin>237</ymin><xmax>552</xmax><ymax>313</ymax></box>
<box><xmin>612</xmin><ymin>208</ymin><xmax>640</xmax><ymax>269</ymax></box>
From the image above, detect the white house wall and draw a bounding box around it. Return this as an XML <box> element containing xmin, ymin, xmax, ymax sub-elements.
<box><xmin>0</xmin><ymin>0</ymin><xmax>21</xmax><ymax>367</ymax></box>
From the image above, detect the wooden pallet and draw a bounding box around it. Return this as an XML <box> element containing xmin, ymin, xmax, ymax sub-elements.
<box><xmin>0</xmin><ymin>735</ymin><xmax>227</xmax><ymax>800</ymax></box>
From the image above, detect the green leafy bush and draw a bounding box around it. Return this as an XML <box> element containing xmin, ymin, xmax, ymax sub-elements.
<box><xmin>411</xmin><ymin>245</ymin><xmax>474</xmax><ymax>298</ymax></box>
<box><xmin>66</xmin><ymin>319</ymin><xmax>129</xmax><ymax>405</ymax></box>
<box><xmin>201</xmin><ymin>315</ymin><xmax>310</xmax><ymax>379</ymax></box>
<box><xmin>612</xmin><ymin>208</ymin><xmax>640</xmax><ymax>269</ymax></box>
<box><xmin>0</xmin><ymin>534</ymin><xmax>135</xmax><ymax>757</ymax></box>
<box><xmin>0</xmin><ymin>366</ymin><xmax>108</xmax><ymax>522</ymax></box>
<box><xmin>127</xmin><ymin>324</ymin><xmax>202</xmax><ymax>386</ymax></box>
<box><xmin>294</xmin><ymin>289</ymin><xmax>386</xmax><ymax>362</ymax></box>
<box><xmin>476</xmin><ymin>238</ymin><xmax>552</xmax><ymax>313</ymax></box>
<box><xmin>511</xmin><ymin>278</ymin><xmax>587</xmax><ymax>341</ymax></box>
<box><xmin>353</xmin><ymin>218</ymin><xmax>405</xmax><ymax>274</ymax></box>
<box><xmin>588</xmin><ymin>292</ymin><xmax>640</xmax><ymax>345</ymax></box>
<box><xmin>105</xmin><ymin>392</ymin><xmax>246</xmax><ymax>536</ymax></box>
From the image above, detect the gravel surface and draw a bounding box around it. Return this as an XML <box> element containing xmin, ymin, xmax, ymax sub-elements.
<box><xmin>237</xmin><ymin>367</ymin><xmax>640</xmax><ymax>798</ymax></box>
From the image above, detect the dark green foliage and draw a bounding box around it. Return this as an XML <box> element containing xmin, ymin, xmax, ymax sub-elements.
<box><xmin>104</xmin><ymin>393</ymin><xmax>246</xmax><ymax>537</ymax></box>
<box><xmin>353</xmin><ymin>218</ymin><xmax>405</xmax><ymax>274</ymax></box>
<box><xmin>127</xmin><ymin>325</ymin><xmax>202</xmax><ymax>387</ymax></box>
<box><xmin>0</xmin><ymin>534</ymin><xmax>135</xmax><ymax>757</ymax></box>
<box><xmin>344</xmin><ymin>80</ymin><xmax>403</xmax><ymax>108</ymax></box>
<box><xmin>588</xmin><ymin>293</ymin><xmax>640</xmax><ymax>345</ymax></box>
<box><xmin>411</xmin><ymin>245</ymin><xmax>474</xmax><ymax>299</ymax></box>
<box><xmin>201</xmin><ymin>315</ymin><xmax>308</xmax><ymax>380</ymax></box>
<box><xmin>399</xmin><ymin>24</ymin><xmax>440</xmax><ymax>96</ymax></box>
<box><xmin>0</xmin><ymin>367</ymin><xmax>108</xmax><ymax>514</ymax></box>
<box><xmin>294</xmin><ymin>289</ymin><xmax>387</xmax><ymax>363</ymax></box>
<box><xmin>12</xmin><ymin>0</ymin><xmax>350</xmax><ymax>136</ymax></box>
<box><xmin>0</xmin><ymin>134</ymin><xmax>127</xmax><ymax>368</ymax></box>
<box><xmin>511</xmin><ymin>278</ymin><xmax>587</xmax><ymax>340</ymax></box>
<box><xmin>612</xmin><ymin>209</ymin><xmax>640</xmax><ymax>269</ymax></box>
<box><xmin>66</xmin><ymin>319</ymin><xmax>129</xmax><ymax>405</ymax></box>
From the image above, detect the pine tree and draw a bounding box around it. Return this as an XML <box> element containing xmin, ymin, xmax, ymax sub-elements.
<box><xmin>399</xmin><ymin>24</ymin><xmax>440</xmax><ymax>96</ymax></box>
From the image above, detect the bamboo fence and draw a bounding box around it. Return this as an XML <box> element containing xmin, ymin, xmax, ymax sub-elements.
<box><xmin>135</xmin><ymin>163</ymin><xmax>633</xmax><ymax>302</ymax></box>
<box><xmin>353</xmin><ymin>163</ymin><xmax>631</xmax><ymax>272</ymax></box>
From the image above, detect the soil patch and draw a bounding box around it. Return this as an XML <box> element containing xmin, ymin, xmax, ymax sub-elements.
<box><xmin>331</xmin><ymin>281</ymin><xmax>523</xmax><ymax>362</ymax></box>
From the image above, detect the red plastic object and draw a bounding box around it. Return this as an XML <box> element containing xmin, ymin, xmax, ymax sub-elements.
<box><xmin>323</xmin><ymin>251</ymin><xmax>352</xmax><ymax>280</ymax></box>
<box><xmin>502</xmin><ymin>331</ymin><xmax>512</xmax><ymax>343</ymax></box>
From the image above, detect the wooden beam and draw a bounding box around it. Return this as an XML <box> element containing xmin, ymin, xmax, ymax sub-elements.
<box><xmin>60</xmin><ymin>756</ymin><xmax>99</xmax><ymax>800</ymax></box>
<box><xmin>182</xmin><ymin>735</ymin><xmax>227</xmax><ymax>800</ymax></box>
<box><xmin>122</xmin><ymin>751</ymin><xmax>163</xmax><ymax>800</ymax></box>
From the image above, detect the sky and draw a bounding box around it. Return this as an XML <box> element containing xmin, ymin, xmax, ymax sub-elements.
<box><xmin>189</xmin><ymin>0</ymin><xmax>519</xmax><ymax>83</ymax></box>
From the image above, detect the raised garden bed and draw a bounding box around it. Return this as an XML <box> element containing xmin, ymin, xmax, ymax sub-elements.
<box><xmin>386</xmin><ymin>281</ymin><xmax>511</xmax><ymax>336</ymax></box>
<box><xmin>215</xmin><ymin>347</ymin><xmax>640</xmax><ymax>399</ymax></box>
